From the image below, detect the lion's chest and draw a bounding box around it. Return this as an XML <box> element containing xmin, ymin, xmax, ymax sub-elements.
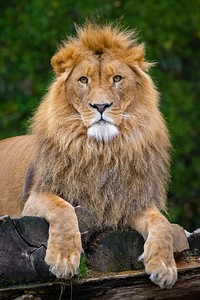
<box><xmin>59</xmin><ymin>165</ymin><xmax>134</xmax><ymax>229</ymax></box>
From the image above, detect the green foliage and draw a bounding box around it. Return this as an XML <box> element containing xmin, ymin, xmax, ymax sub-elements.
<box><xmin>0</xmin><ymin>0</ymin><xmax>200</xmax><ymax>230</ymax></box>
<box><xmin>77</xmin><ymin>254</ymin><xmax>88</xmax><ymax>280</ymax></box>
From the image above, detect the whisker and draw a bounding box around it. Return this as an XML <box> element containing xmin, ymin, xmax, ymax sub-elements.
<box><xmin>122</xmin><ymin>113</ymin><xmax>149</xmax><ymax>129</ymax></box>
<box><xmin>122</xmin><ymin>113</ymin><xmax>140</xmax><ymax>120</ymax></box>
<box><xmin>62</xmin><ymin>115</ymin><xmax>82</xmax><ymax>121</ymax></box>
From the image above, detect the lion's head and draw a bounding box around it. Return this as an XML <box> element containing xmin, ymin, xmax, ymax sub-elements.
<box><xmin>32</xmin><ymin>23</ymin><xmax>168</xmax><ymax>160</ymax></box>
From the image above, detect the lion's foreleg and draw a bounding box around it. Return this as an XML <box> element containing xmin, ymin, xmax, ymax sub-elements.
<box><xmin>129</xmin><ymin>206</ymin><xmax>177</xmax><ymax>288</ymax></box>
<box><xmin>22</xmin><ymin>192</ymin><xmax>82</xmax><ymax>279</ymax></box>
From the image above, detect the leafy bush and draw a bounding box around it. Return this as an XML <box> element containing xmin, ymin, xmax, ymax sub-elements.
<box><xmin>0</xmin><ymin>0</ymin><xmax>199</xmax><ymax>230</ymax></box>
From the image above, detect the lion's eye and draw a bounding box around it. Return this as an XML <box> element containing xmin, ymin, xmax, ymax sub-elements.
<box><xmin>79</xmin><ymin>76</ymin><xmax>88</xmax><ymax>84</ymax></box>
<box><xmin>113</xmin><ymin>75</ymin><xmax>123</xmax><ymax>83</ymax></box>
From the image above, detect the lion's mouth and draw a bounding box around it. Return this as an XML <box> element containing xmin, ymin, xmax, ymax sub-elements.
<box><xmin>92</xmin><ymin>117</ymin><xmax>114</xmax><ymax>126</ymax></box>
<box><xmin>97</xmin><ymin>119</ymin><xmax>109</xmax><ymax>125</ymax></box>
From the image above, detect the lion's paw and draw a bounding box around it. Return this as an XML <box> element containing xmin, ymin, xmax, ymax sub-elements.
<box><xmin>139</xmin><ymin>241</ymin><xmax>177</xmax><ymax>288</ymax></box>
<box><xmin>140</xmin><ymin>254</ymin><xmax>177</xmax><ymax>288</ymax></box>
<box><xmin>45</xmin><ymin>250</ymin><xmax>81</xmax><ymax>278</ymax></box>
<box><xmin>45</xmin><ymin>233</ymin><xmax>82</xmax><ymax>279</ymax></box>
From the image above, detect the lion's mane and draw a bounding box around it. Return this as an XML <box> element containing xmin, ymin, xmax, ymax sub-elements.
<box><xmin>30</xmin><ymin>23</ymin><xmax>170</xmax><ymax>230</ymax></box>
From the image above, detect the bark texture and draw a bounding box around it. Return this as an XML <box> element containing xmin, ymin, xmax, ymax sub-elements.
<box><xmin>0</xmin><ymin>212</ymin><xmax>199</xmax><ymax>300</ymax></box>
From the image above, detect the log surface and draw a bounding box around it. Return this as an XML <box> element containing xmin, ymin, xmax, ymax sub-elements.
<box><xmin>0</xmin><ymin>216</ymin><xmax>52</xmax><ymax>287</ymax></box>
<box><xmin>0</xmin><ymin>216</ymin><xmax>145</xmax><ymax>286</ymax></box>
<box><xmin>0</xmin><ymin>215</ymin><xmax>199</xmax><ymax>300</ymax></box>
<box><xmin>0</xmin><ymin>266</ymin><xmax>200</xmax><ymax>300</ymax></box>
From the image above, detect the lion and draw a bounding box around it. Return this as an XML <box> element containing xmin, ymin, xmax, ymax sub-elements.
<box><xmin>0</xmin><ymin>23</ymin><xmax>177</xmax><ymax>288</ymax></box>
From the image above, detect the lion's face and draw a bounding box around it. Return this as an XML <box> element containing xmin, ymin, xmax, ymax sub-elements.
<box><xmin>64</xmin><ymin>54</ymin><xmax>138</xmax><ymax>142</ymax></box>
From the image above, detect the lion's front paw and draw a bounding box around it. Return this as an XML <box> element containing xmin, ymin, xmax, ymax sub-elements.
<box><xmin>139</xmin><ymin>240</ymin><xmax>177</xmax><ymax>288</ymax></box>
<box><xmin>45</xmin><ymin>248</ymin><xmax>81</xmax><ymax>279</ymax></box>
<box><xmin>45</xmin><ymin>232</ymin><xmax>82</xmax><ymax>279</ymax></box>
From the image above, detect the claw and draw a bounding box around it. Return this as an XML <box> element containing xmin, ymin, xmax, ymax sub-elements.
<box><xmin>138</xmin><ymin>253</ymin><xmax>144</xmax><ymax>262</ymax></box>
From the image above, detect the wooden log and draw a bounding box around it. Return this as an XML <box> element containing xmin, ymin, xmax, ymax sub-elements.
<box><xmin>0</xmin><ymin>216</ymin><xmax>52</xmax><ymax>287</ymax></box>
<box><xmin>85</xmin><ymin>224</ymin><xmax>190</xmax><ymax>273</ymax></box>
<box><xmin>86</xmin><ymin>229</ymin><xmax>144</xmax><ymax>272</ymax></box>
<box><xmin>188</xmin><ymin>229</ymin><xmax>200</xmax><ymax>253</ymax></box>
<box><xmin>0</xmin><ymin>212</ymin><xmax>199</xmax><ymax>299</ymax></box>
<box><xmin>0</xmin><ymin>215</ymin><xmax>145</xmax><ymax>287</ymax></box>
<box><xmin>0</xmin><ymin>206</ymin><xmax>96</xmax><ymax>287</ymax></box>
<box><xmin>0</xmin><ymin>266</ymin><xmax>200</xmax><ymax>300</ymax></box>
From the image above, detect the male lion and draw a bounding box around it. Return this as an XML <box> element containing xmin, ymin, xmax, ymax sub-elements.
<box><xmin>0</xmin><ymin>23</ymin><xmax>177</xmax><ymax>288</ymax></box>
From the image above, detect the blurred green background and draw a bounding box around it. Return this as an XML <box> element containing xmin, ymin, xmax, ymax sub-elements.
<box><xmin>0</xmin><ymin>0</ymin><xmax>200</xmax><ymax>230</ymax></box>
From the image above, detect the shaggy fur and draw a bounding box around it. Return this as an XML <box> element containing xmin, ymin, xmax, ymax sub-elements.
<box><xmin>30</xmin><ymin>23</ymin><xmax>170</xmax><ymax>230</ymax></box>
<box><xmin>0</xmin><ymin>23</ymin><xmax>177</xmax><ymax>287</ymax></box>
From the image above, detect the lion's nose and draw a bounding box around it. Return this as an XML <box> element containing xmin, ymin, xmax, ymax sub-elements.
<box><xmin>89</xmin><ymin>102</ymin><xmax>113</xmax><ymax>113</ymax></box>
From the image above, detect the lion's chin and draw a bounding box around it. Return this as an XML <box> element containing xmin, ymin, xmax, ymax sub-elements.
<box><xmin>87</xmin><ymin>122</ymin><xmax>119</xmax><ymax>142</ymax></box>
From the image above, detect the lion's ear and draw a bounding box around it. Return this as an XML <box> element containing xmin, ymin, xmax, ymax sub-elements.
<box><xmin>51</xmin><ymin>45</ymin><xmax>81</xmax><ymax>76</ymax></box>
<box><xmin>128</xmin><ymin>43</ymin><xmax>155</xmax><ymax>71</ymax></box>
<box><xmin>51</xmin><ymin>52</ymin><xmax>67</xmax><ymax>76</ymax></box>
